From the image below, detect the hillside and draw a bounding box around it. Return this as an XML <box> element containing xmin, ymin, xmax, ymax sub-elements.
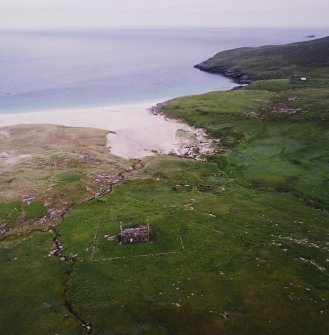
<box><xmin>1</xmin><ymin>38</ymin><xmax>329</xmax><ymax>335</ymax></box>
<box><xmin>195</xmin><ymin>36</ymin><xmax>329</xmax><ymax>83</ymax></box>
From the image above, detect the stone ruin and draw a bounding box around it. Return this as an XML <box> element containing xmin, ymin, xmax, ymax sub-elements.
<box><xmin>120</xmin><ymin>223</ymin><xmax>150</xmax><ymax>244</ymax></box>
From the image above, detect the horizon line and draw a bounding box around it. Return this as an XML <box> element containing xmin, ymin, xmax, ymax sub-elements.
<box><xmin>1</xmin><ymin>25</ymin><xmax>329</xmax><ymax>33</ymax></box>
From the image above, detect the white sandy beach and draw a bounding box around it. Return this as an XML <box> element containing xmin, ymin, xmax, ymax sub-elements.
<box><xmin>0</xmin><ymin>102</ymin><xmax>211</xmax><ymax>159</ymax></box>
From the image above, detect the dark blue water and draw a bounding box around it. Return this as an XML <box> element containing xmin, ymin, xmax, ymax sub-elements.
<box><xmin>0</xmin><ymin>27</ymin><xmax>328</xmax><ymax>112</ymax></box>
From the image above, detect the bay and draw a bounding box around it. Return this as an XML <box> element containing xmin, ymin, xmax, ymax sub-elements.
<box><xmin>0</xmin><ymin>27</ymin><xmax>327</xmax><ymax>112</ymax></box>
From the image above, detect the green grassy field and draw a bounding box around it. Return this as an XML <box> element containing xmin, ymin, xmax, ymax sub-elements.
<box><xmin>160</xmin><ymin>88</ymin><xmax>329</xmax><ymax>209</ymax></box>
<box><xmin>56</xmin><ymin>156</ymin><xmax>329</xmax><ymax>334</ymax></box>
<box><xmin>1</xmin><ymin>38</ymin><xmax>329</xmax><ymax>334</ymax></box>
<box><xmin>0</xmin><ymin>233</ymin><xmax>82</xmax><ymax>335</ymax></box>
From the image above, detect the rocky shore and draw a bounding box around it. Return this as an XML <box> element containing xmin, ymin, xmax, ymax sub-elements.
<box><xmin>150</xmin><ymin>102</ymin><xmax>219</xmax><ymax>161</ymax></box>
<box><xmin>194</xmin><ymin>62</ymin><xmax>252</xmax><ymax>84</ymax></box>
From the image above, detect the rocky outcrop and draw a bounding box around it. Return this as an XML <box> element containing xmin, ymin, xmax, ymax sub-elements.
<box><xmin>0</xmin><ymin>227</ymin><xmax>6</xmax><ymax>236</ymax></box>
<box><xmin>194</xmin><ymin>63</ymin><xmax>252</xmax><ymax>84</ymax></box>
<box><xmin>194</xmin><ymin>61</ymin><xmax>215</xmax><ymax>73</ymax></box>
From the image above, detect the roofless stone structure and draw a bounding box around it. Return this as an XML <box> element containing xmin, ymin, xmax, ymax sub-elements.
<box><xmin>120</xmin><ymin>223</ymin><xmax>150</xmax><ymax>244</ymax></box>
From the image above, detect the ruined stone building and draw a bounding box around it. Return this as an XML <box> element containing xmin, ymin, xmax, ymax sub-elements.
<box><xmin>120</xmin><ymin>223</ymin><xmax>150</xmax><ymax>244</ymax></box>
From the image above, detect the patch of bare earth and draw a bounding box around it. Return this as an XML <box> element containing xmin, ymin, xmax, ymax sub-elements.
<box><xmin>0</xmin><ymin>124</ymin><xmax>131</xmax><ymax>235</ymax></box>
<box><xmin>0</xmin><ymin>150</ymin><xmax>32</xmax><ymax>167</ymax></box>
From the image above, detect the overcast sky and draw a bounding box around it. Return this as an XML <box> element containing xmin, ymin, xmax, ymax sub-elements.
<box><xmin>0</xmin><ymin>0</ymin><xmax>328</xmax><ymax>30</ymax></box>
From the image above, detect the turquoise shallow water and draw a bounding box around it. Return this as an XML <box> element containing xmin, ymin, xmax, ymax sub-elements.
<box><xmin>0</xmin><ymin>27</ymin><xmax>328</xmax><ymax>112</ymax></box>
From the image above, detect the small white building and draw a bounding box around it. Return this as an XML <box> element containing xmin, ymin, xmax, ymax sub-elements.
<box><xmin>300</xmin><ymin>77</ymin><xmax>307</xmax><ymax>81</ymax></box>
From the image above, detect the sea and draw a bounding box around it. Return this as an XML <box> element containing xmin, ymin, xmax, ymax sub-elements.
<box><xmin>0</xmin><ymin>27</ymin><xmax>328</xmax><ymax>113</ymax></box>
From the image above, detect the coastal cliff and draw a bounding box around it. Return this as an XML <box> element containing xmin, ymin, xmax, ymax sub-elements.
<box><xmin>194</xmin><ymin>35</ymin><xmax>329</xmax><ymax>83</ymax></box>
<box><xmin>195</xmin><ymin>61</ymin><xmax>252</xmax><ymax>84</ymax></box>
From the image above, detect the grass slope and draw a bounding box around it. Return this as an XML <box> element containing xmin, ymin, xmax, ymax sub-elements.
<box><xmin>161</xmin><ymin>88</ymin><xmax>329</xmax><ymax>210</ymax></box>
<box><xmin>196</xmin><ymin>36</ymin><xmax>329</xmax><ymax>80</ymax></box>
<box><xmin>57</xmin><ymin>158</ymin><xmax>329</xmax><ymax>334</ymax></box>
<box><xmin>56</xmin><ymin>82</ymin><xmax>328</xmax><ymax>333</ymax></box>
<box><xmin>0</xmin><ymin>233</ymin><xmax>82</xmax><ymax>335</ymax></box>
<box><xmin>1</xmin><ymin>38</ymin><xmax>329</xmax><ymax>335</ymax></box>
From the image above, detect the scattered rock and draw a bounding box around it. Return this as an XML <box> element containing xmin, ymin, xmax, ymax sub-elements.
<box><xmin>104</xmin><ymin>235</ymin><xmax>116</xmax><ymax>241</ymax></box>
<box><xmin>299</xmin><ymin>257</ymin><xmax>326</xmax><ymax>272</ymax></box>
<box><xmin>220</xmin><ymin>311</ymin><xmax>229</xmax><ymax>320</ymax></box>
<box><xmin>197</xmin><ymin>184</ymin><xmax>213</xmax><ymax>192</ymax></box>
<box><xmin>184</xmin><ymin>204</ymin><xmax>194</xmax><ymax>211</ymax></box>
<box><xmin>42</xmin><ymin>302</ymin><xmax>52</xmax><ymax>309</ymax></box>
<box><xmin>37</xmin><ymin>159</ymin><xmax>72</xmax><ymax>168</ymax></box>
<box><xmin>21</xmin><ymin>195</ymin><xmax>35</xmax><ymax>205</ymax></box>
<box><xmin>79</xmin><ymin>151</ymin><xmax>99</xmax><ymax>164</ymax></box>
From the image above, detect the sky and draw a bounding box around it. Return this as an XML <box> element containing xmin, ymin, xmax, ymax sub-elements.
<box><xmin>0</xmin><ymin>0</ymin><xmax>328</xmax><ymax>30</ymax></box>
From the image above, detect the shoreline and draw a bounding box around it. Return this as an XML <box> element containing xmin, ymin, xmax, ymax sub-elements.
<box><xmin>0</xmin><ymin>100</ymin><xmax>216</xmax><ymax>160</ymax></box>
<box><xmin>0</xmin><ymin>101</ymin><xmax>159</xmax><ymax>130</ymax></box>
<box><xmin>194</xmin><ymin>63</ymin><xmax>252</xmax><ymax>84</ymax></box>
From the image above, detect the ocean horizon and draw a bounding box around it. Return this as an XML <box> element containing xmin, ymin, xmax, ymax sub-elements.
<box><xmin>0</xmin><ymin>27</ymin><xmax>328</xmax><ymax>113</ymax></box>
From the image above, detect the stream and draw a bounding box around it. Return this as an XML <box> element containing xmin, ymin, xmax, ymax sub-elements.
<box><xmin>49</xmin><ymin>160</ymin><xmax>144</xmax><ymax>334</ymax></box>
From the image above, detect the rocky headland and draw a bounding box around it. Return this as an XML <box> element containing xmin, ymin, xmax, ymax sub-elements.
<box><xmin>194</xmin><ymin>62</ymin><xmax>252</xmax><ymax>84</ymax></box>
